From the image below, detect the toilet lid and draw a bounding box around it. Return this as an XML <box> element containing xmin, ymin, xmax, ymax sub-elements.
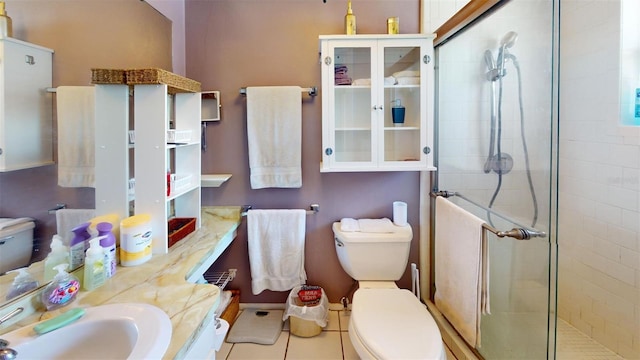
<box><xmin>351</xmin><ymin>288</ymin><xmax>443</xmax><ymax>360</ymax></box>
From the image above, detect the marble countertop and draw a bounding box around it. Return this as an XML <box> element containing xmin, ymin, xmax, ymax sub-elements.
<box><xmin>0</xmin><ymin>206</ymin><xmax>242</xmax><ymax>359</ymax></box>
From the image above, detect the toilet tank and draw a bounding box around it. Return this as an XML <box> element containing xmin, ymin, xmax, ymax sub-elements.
<box><xmin>332</xmin><ymin>222</ymin><xmax>412</xmax><ymax>281</ymax></box>
<box><xmin>0</xmin><ymin>218</ymin><xmax>35</xmax><ymax>274</ymax></box>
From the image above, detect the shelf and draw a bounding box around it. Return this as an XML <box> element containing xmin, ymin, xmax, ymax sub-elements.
<box><xmin>203</xmin><ymin>269</ymin><xmax>237</xmax><ymax>290</ymax></box>
<box><xmin>201</xmin><ymin>174</ymin><xmax>232</xmax><ymax>188</ymax></box>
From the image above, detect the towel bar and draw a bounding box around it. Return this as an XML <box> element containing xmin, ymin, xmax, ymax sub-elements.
<box><xmin>241</xmin><ymin>204</ymin><xmax>319</xmax><ymax>217</ymax></box>
<box><xmin>431</xmin><ymin>191</ymin><xmax>546</xmax><ymax>240</ymax></box>
<box><xmin>239</xmin><ymin>86</ymin><xmax>318</xmax><ymax>97</ymax></box>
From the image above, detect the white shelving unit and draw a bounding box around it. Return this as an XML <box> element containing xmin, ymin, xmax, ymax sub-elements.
<box><xmin>135</xmin><ymin>84</ymin><xmax>201</xmax><ymax>254</ymax></box>
<box><xmin>94</xmin><ymin>70</ymin><xmax>202</xmax><ymax>254</ymax></box>
<box><xmin>0</xmin><ymin>38</ymin><xmax>54</xmax><ymax>172</ymax></box>
<box><xmin>319</xmin><ymin>34</ymin><xmax>436</xmax><ymax>172</ymax></box>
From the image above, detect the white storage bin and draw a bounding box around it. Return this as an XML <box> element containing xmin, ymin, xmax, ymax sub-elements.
<box><xmin>167</xmin><ymin>129</ymin><xmax>192</xmax><ymax>143</ymax></box>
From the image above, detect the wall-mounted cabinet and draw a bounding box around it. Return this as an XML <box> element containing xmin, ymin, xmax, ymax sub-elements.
<box><xmin>0</xmin><ymin>38</ymin><xmax>53</xmax><ymax>172</ymax></box>
<box><xmin>319</xmin><ymin>34</ymin><xmax>435</xmax><ymax>172</ymax></box>
<box><xmin>201</xmin><ymin>91</ymin><xmax>221</xmax><ymax>122</ymax></box>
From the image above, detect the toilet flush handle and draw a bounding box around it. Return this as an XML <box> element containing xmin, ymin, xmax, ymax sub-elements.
<box><xmin>335</xmin><ymin>238</ymin><xmax>344</xmax><ymax>247</ymax></box>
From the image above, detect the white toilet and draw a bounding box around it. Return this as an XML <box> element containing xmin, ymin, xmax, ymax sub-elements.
<box><xmin>333</xmin><ymin>222</ymin><xmax>445</xmax><ymax>360</ymax></box>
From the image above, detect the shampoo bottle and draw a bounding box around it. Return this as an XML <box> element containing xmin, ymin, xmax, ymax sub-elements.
<box><xmin>635</xmin><ymin>88</ymin><xmax>640</xmax><ymax>119</ymax></box>
<box><xmin>44</xmin><ymin>234</ymin><xmax>70</xmax><ymax>282</ymax></box>
<box><xmin>69</xmin><ymin>222</ymin><xmax>91</xmax><ymax>269</ymax></box>
<box><xmin>344</xmin><ymin>0</ymin><xmax>356</xmax><ymax>35</ymax></box>
<box><xmin>41</xmin><ymin>264</ymin><xmax>80</xmax><ymax>311</ymax></box>
<box><xmin>83</xmin><ymin>238</ymin><xmax>106</xmax><ymax>291</ymax></box>
<box><xmin>96</xmin><ymin>222</ymin><xmax>117</xmax><ymax>278</ymax></box>
<box><xmin>5</xmin><ymin>268</ymin><xmax>39</xmax><ymax>300</ymax></box>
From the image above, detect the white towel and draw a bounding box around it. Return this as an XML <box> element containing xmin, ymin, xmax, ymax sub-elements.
<box><xmin>247</xmin><ymin>209</ymin><xmax>307</xmax><ymax>295</ymax></box>
<box><xmin>246</xmin><ymin>86</ymin><xmax>302</xmax><ymax>189</ymax></box>
<box><xmin>56</xmin><ymin>86</ymin><xmax>96</xmax><ymax>188</ymax></box>
<box><xmin>357</xmin><ymin>218</ymin><xmax>396</xmax><ymax>233</ymax></box>
<box><xmin>434</xmin><ymin>196</ymin><xmax>490</xmax><ymax>348</ymax></box>
<box><xmin>340</xmin><ymin>218</ymin><xmax>360</xmax><ymax>232</ymax></box>
<box><xmin>55</xmin><ymin>208</ymin><xmax>96</xmax><ymax>246</ymax></box>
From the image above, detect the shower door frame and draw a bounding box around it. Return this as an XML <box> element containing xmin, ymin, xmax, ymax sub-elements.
<box><xmin>422</xmin><ymin>0</ymin><xmax>561</xmax><ymax>358</ymax></box>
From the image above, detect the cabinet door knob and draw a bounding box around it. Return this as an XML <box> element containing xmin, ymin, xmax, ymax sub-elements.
<box><xmin>423</xmin><ymin>146</ymin><xmax>431</xmax><ymax>154</ymax></box>
<box><xmin>423</xmin><ymin>55</ymin><xmax>431</xmax><ymax>64</ymax></box>
<box><xmin>325</xmin><ymin>148</ymin><xmax>333</xmax><ymax>156</ymax></box>
<box><xmin>372</xmin><ymin>105</ymin><xmax>383</xmax><ymax>110</ymax></box>
<box><xmin>324</xmin><ymin>56</ymin><xmax>332</xmax><ymax>65</ymax></box>
<box><xmin>25</xmin><ymin>55</ymin><xmax>35</xmax><ymax>65</ymax></box>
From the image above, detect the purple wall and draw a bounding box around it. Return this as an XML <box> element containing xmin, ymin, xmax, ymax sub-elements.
<box><xmin>187</xmin><ymin>0</ymin><xmax>423</xmax><ymax>303</ymax></box>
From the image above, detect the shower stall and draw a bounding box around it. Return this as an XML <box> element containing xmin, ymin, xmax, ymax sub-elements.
<box><xmin>428</xmin><ymin>0</ymin><xmax>639</xmax><ymax>359</ymax></box>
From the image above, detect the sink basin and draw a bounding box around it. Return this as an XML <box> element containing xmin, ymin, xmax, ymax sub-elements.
<box><xmin>1</xmin><ymin>303</ymin><xmax>172</xmax><ymax>359</ymax></box>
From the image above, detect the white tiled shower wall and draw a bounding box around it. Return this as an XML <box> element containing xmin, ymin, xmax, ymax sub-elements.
<box><xmin>558</xmin><ymin>0</ymin><xmax>640</xmax><ymax>358</ymax></box>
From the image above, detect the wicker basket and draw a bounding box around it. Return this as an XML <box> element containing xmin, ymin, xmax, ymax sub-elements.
<box><xmin>125</xmin><ymin>68</ymin><xmax>201</xmax><ymax>93</ymax></box>
<box><xmin>90</xmin><ymin>68</ymin><xmax>127</xmax><ymax>84</ymax></box>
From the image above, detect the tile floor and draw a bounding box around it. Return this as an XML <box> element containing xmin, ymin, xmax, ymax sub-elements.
<box><xmin>216</xmin><ymin>306</ymin><xmax>456</xmax><ymax>360</ymax></box>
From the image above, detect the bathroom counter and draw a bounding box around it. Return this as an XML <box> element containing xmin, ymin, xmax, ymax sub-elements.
<box><xmin>0</xmin><ymin>206</ymin><xmax>242</xmax><ymax>360</ymax></box>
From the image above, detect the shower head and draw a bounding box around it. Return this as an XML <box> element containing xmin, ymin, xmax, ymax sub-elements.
<box><xmin>500</xmin><ymin>31</ymin><xmax>518</xmax><ymax>49</ymax></box>
<box><xmin>484</xmin><ymin>49</ymin><xmax>496</xmax><ymax>70</ymax></box>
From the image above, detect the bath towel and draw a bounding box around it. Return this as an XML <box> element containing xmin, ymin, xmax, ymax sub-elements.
<box><xmin>434</xmin><ymin>196</ymin><xmax>490</xmax><ymax>348</ymax></box>
<box><xmin>246</xmin><ymin>86</ymin><xmax>302</xmax><ymax>189</ymax></box>
<box><xmin>247</xmin><ymin>209</ymin><xmax>307</xmax><ymax>295</ymax></box>
<box><xmin>357</xmin><ymin>218</ymin><xmax>396</xmax><ymax>233</ymax></box>
<box><xmin>56</xmin><ymin>86</ymin><xmax>96</xmax><ymax>188</ymax></box>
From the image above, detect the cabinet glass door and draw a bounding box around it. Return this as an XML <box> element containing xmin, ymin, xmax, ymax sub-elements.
<box><xmin>379</xmin><ymin>43</ymin><xmax>423</xmax><ymax>165</ymax></box>
<box><xmin>332</xmin><ymin>46</ymin><xmax>374</xmax><ymax>165</ymax></box>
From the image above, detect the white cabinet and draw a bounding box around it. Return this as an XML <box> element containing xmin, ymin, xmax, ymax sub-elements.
<box><xmin>94</xmin><ymin>71</ymin><xmax>202</xmax><ymax>254</ymax></box>
<box><xmin>0</xmin><ymin>38</ymin><xmax>53</xmax><ymax>172</ymax></box>
<box><xmin>319</xmin><ymin>34</ymin><xmax>435</xmax><ymax>172</ymax></box>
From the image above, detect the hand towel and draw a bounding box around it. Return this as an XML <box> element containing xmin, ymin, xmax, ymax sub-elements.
<box><xmin>246</xmin><ymin>86</ymin><xmax>302</xmax><ymax>189</ymax></box>
<box><xmin>55</xmin><ymin>208</ymin><xmax>96</xmax><ymax>245</ymax></box>
<box><xmin>357</xmin><ymin>218</ymin><xmax>396</xmax><ymax>233</ymax></box>
<box><xmin>340</xmin><ymin>218</ymin><xmax>360</xmax><ymax>232</ymax></box>
<box><xmin>434</xmin><ymin>196</ymin><xmax>490</xmax><ymax>348</ymax></box>
<box><xmin>56</xmin><ymin>86</ymin><xmax>96</xmax><ymax>187</ymax></box>
<box><xmin>247</xmin><ymin>209</ymin><xmax>307</xmax><ymax>295</ymax></box>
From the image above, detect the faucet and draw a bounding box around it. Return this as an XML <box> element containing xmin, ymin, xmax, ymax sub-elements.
<box><xmin>0</xmin><ymin>307</ymin><xmax>23</xmax><ymax>359</ymax></box>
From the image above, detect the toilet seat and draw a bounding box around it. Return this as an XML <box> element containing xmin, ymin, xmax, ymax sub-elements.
<box><xmin>349</xmin><ymin>288</ymin><xmax>445</xmax><ymax>360</ymax></box>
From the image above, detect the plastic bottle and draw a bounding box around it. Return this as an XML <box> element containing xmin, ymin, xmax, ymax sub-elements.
<box><xmin>44</xmin><ymin>234</ymin><xmax>70</xmax><ymax>282</ymax></box>
<box><xmin>83</xmin><ymin>238</ymin><xmax>106</xmax><ymax>291</ymax></box>
<box><xmin>120</xmin><ymin>214</ymin><xmax>153</xmax><ymax>267</ymax></box>
<box><xmin>97</xmin><ymin>222</ymin><xmax>117</xmax><ymax>278</ymax></box>
<box><xmin>344</xmin><ymin>0</ymin><xmax>356</xmax><ymax>35</ymax></box>
<box><xmin>635</xmin><ymin>88</ymin><xmax>640</xmax><ymax>119</ymax></box>
<box><xmin>5</xmin><ymin>267</ymin><xmax>39</xmax><ymax>300</ymax></box>
<box><xmin>41</xmin><ymin>264</ymin><xmax>80</xmax><ymax>311</ymax></box>
<box><xmin>0</xmin><ymin>1</ymin><xmax>13</xmax><ymax>39</ymax></box>
<box><xmin>69</xmin><ymin>222</ymin><xmax>91</xmax><ymax>269</ymax></box>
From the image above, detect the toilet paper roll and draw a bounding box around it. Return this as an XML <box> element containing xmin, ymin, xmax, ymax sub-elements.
<box><xmin>393</xmin><ymin>201</ymin><xmax>408</xmax><ymax>226</ymax></box>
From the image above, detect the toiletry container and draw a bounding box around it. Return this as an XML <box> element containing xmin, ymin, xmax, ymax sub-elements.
<box><xmin>120</xmin><ymin>214</ymin><xmax>153</xmax><ymax>267</ymax></box>
<box><xmin>69</xmin><ymin>222</ymin><xmax>91</xmax><ymax>269</ymax></box>
<box><xmin>635</xmin><ymin>88</ymin><xmax>640</xmax><ymax>118</ymax></box>
<box><xmin>5</xmin><ymin>267</ymin><xmax>39</xmax><ymax>300</ymax></box>
<box><xmin>0</xmin><ymin>217</ymin><xmax>35</xmax><ymax>274</ymax></box>
<box><xmin>90</xmin><ymin>213</ymin><xmax>120</xmax><ymax>245</ymax></box>
<box><xmin>0</xmin><ymin>1</ymin><xmax>12</xmax><ymax>39</ymax></box>
<box><xmin>41</xmin><ymin>264</ymin><xmax>80</xmax><ymax>311</ymax></box>
<box><xmin>97</xmin><ymin>222</ymin><xmax>117</xmax><ymax>278</ymax></box>
<box><xmin>83</xmin><ymin>238</ymin><xmax>106</xmax><ymax>291</ymax></box>
<box><xmin>344</xmin><ymin>0</ymin><xmax>356</xmax><ymax>35</ymax></box>
<box><xmin>44</xmin><ymin>234</ymin><xmax>70</xmax><ymax>282</ymax></box>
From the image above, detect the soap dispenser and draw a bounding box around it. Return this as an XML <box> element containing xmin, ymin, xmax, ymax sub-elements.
<box><xmin>5</xmin><ymin>267</ymin><xmax>39</xmax><ymax>300</ymax></box>
<box><xmin>69</xmin><ymin>222</ymin><xmax>91</xmax><ymax>269</ymax></box>
<box><xmin>96</xmin><ymin>222</ymin><xmax>117</xmax><ymax>278</ymax></box>
<box><xmin>44</xmin><ymin>234</ymin><xmax>70</xmax><ymax>282</ymax></box>
<box><xmin>344</xmin><ymin>0</ymin><xmax>356</xmax><ymax>35</ymax></box>
<box><xmin>83</xmin><ymin>238</ymin><xmax>106</xmax><ymax>291</ymax></box>
<box><xmin>41</xmin><ymin>264</ymin><xmax>80</xmax><ymax>311</ymax></box>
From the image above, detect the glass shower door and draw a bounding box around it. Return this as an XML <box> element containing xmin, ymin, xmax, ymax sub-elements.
<box><xmin>434</xmin><ymin>0</ymin><xmax>557</xmax><ymax>358</ymax></box>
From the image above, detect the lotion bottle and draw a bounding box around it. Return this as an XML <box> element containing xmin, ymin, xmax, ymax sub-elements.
<box><xmin>344</xmin><ymin>0</ymin><xmax>356</xmax><ymax>35</ymax></box>
<box><xmin>41</xmin><ymin>264</ymin><xmax>80</xmax><ymax>311</ymax></box>
<box><xmin>97</xmin><ymin>222</ymin><xmax>117</xmax><ymax>278</ymax></box>
<box><xmin>69</xmin><ymin>222</ymin><xmax>91</xmax><ymax>269</ymax></box>
<box><xmin>83</xmin><ymin>238</ymin><xmax>106</xmax><ymax>291</ymax></box>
